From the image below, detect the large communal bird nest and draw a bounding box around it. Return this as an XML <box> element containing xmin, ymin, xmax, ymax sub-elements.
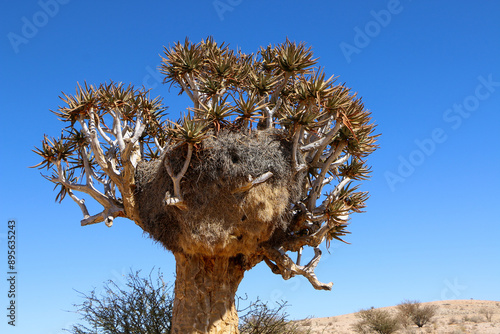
<box><xmin>135</xmin><ymin>129</ymin><xmax>306</xmax><ymax>256</ymax></box>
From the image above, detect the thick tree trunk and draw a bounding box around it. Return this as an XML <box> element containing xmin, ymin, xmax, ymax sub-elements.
<box><xmin>171</xmin><ymin>252</ymin><xmax>246</xmax><ymax>334</ymax></box>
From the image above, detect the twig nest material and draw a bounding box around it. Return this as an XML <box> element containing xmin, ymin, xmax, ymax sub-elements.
<box><xmin>135</xmin><ymin>129</ymin><xmax>306</xmax><ymax>256</ymax></box>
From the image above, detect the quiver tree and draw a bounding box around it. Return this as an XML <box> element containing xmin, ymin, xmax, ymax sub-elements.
<box><xmin>33</xmin><ymin>37</ymin><xmax>378</xmax><ymax>333</ymax></box>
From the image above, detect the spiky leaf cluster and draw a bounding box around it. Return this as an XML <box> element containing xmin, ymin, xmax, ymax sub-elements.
<box><xmin>33</xmin><ymin>81</ymin><xmax>169</xmax><ymax>226</ymax></box>
<box><xmin>38</xmin><ymin>86</ymin><xmax>160</xmax><ymax>177</ymax></box>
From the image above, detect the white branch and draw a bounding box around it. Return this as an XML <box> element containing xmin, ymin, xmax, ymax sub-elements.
<box><xmin>79</xmin><ymin>115</ymin><xmax>109</xmax><ymax>174</ymax></box>
<box><xmin>231</xmin><ymin>171</ymin><xmax>274</xmax><ymax>194</ymax></box>
<box><xmin>130</xmin><ymin>111</ymin><xmax>146</xmax><ymax>144</ymax></box>
<box><xmin>296</xmin><ymin>247</ymin><xmax>303</xmax><ymax>266</ymax></box>
<box><xmin>113</xmin><ymin>109</ymin><xmax>126</xmax><ymax>152</ymax></box>
<box><xmin>80</xmin><ymin>206</ymin><xmax>124</xmax><ymax>227</ymax></box>
<box><xmin>263</xmin><ymin>246</ymin><xmax>332</xmax><ymax>290</ymax></box>
<box><xmin>67</xmin><ymin>189</ymin><xmax>90</xmax><ymax>219</ymax></box>
<box><xmin>179</xmin><ymin>79</ymin><xmax>196</xmax><ymax>104</ymax></box>
<box><xmin>53</xmin><ymin>160</ymin><xmax>117</xmax><ymax>210</ymax></box>
<box><xmin>96</xmin><ymin>121</ymin><xmax>114</xmax><ymax>146</ymax></box>
<box><xmin>262</xmin><ymin>98</ymin><xmax>282</xmax><ymax>130</ymax></box>
<box><xmin>315</xmin><ymin>176</ymin><xmax>352</xmax><ymax>213</ymax></box>
<box><xmin>163</xmin><ymin>143</ymin><xmax>193</xmax><ymax>209</ymax></box>
<box><xmin>80</xmin><ymin>146</ymin><xmax>93</xmax><ymax>186</ymax></box>
<box><xmin>186</xmin><ymin>73</ymin><xmax>201</xmax><ymax>108</ymax></box>
<box><xmin>309</xmin><ymin>121</ymin><xmax>343</xmax><ymax>165</ymax></box>
<box><xmin>291</xmin><ymin>126</ymin><xmax>302</xmax><ymax>171</ymax></box>
<box><xmin>270</xmin><ymin>72</ymin><xmax>290</xmax><ymax>105</ymax></box>
<box><xmin>308</xmin><ymin>142</ymin><xmax>346</xmax><ymax>210</ymax></box>
<box><xmin>332</xmin><ymin>176</ymin><xmax>351</xmax><ymax>197</ymax></box>
<box><xmin>154</xmin><ymin>137</ymin><xmax>165</xmax><ymax>155</ymax></box>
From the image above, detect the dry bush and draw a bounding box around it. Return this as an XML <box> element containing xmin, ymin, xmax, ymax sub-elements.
<box><xmin>66</xmin><ymin>271</ymin><xmax>308</xmax><ymax>334</ymax></box>
<box><xmin>462</xmin><ymin>315</ymin><xmax>483</xmax><ymax>323</ymax></box>
<box><xmin>479</xmin><ymin>307</ymin><xmax>494</xmax><ymax>322</ymax></box>
<box><xmin>399</xmin><ymin>328</ymin><xmax>417</xmax><ymax>334</ymax></box>
<box><xmin>239</xmin><ymin>300</ymin><xmax>309</xmax><ymax>334</ymax></box>
<box><xmin>451</xmin><ymin>329</ymin><xmax>466</xmax><ymax>334</ymax></box>
<box><xmin>397</xmin><ymin>300</ymin><xmax>437</xmax><ymax>328</ymax></box>
<box><xmin>352</xmin><ymin>308</ymin><xmax>400</xmax><ymax>334</ymax></box>
<box><xmin>65</xmin><ymin>269</ymin><xmax>173</xmax><ymax>334</ymax></box>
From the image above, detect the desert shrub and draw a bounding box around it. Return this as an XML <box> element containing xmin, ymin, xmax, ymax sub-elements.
<box><xmin>397</xmin><ymin>300</ymin><xmax>437</xmax><ymax>328</ymax></box>
<box><xmin>412</xmin><ymin>304</ymin><xmax>437</xmax><ymax>328</ymax></box>
<box><xmin>451</xmin><ymin>330</ymin><xmax>466</xmax><ymax>334</ymax></box>
<box><xmin>399</xmin><ymin>329</ymin><xmax>417</xmax><ymax>334</ymax></box>
<box><xmin>462</xmin><ymin>315</ymin><xmax>483</xmax><ymax>323</ymax></box>
<box><xmin>352</xmin><ymin>308</ymin><xmax>400</xmax><ymax>334</ymax></box>
<box><xmin>479</xmin><ymin>307</ymin><xmax>494</xmax><ymax>322</ymax></box>
<box><xmin>65</xmin><ymin>269</ymin><xmax>174</xmax><ymax>334</ymax></box>
<box><xmin>239</xmin><ymin>299</ymin><xmax>309</xmax><ymax>334</ymax></box>
<box><xmin>66</xmin><ymin>271</ymin><xmax>305</xmax><ymax>334</ymax></box>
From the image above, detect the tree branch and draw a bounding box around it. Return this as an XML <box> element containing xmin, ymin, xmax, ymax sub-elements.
<box><xmin>80</xmin><ymin>206</ymin><xmax>125</xmax><ymax>227</ymax></box>
<box><xmin>53</xmin><ymin>160</ymin><xmax>111</xmax><ymax>208</ymax></box>
<box><xmin>67</xmin><ymin>189</ymin><xmax>90</xmax><ymax>220</ymax></box>
<box><xmin>154</xmin><ymin>137</ymin><xmax>165</xmax><ymax>155</ymax></box>
<box><xmin>179</xmin><ymin>78</ymin><xmax>196</xmax><ymax>106</ymax></box>
<box><xmin>231</xmin><ymin>172</ymin><xmax>273</xmax><ymax>194</ymax></box>
<box><xmin>163</xmin><ymin>143</ymin><xmax>193</xmax><ymax>210</ymax></box>
<box><xmin>130</xmin><ymin>110</ymin><xmax>146</xmax><ymax>145</ymax></box>
<box><xmin>262</xmin><ymin>98</ymin><xmax>282</xmax><ymax>130</ymax></box>
<box><xmin>79</xmin><ymin>146</ymin><xmax>94</xmax><ymax>186</ymax></box>
<box><xmin>80</xmin><ymin>115</ymin><xmax>116</xmax><ymax>180</ymax></box>
<box><xmin>96</xmin><ymin>120</ymin><xmax>114</xmax><ymax>147</ymax></box>
<box><xmin>270</xmin><ymin>72</ymin><xmax>290</xmax><ymax>105</ymax></box>
<box><xmin>309</xmin><ymin>121</ymin><xmax>343</xmax><ymax>166</ymax></box>
<box><xmin>185</xmin><ymin>73</ymin><xmax>201</xmax><ymax>109</ymax></box>
<box><xmin>291</xmin><ymin>126</ymin><xmax>302</xmax><ymax>171</ymax></box>
<box><xmin>263</xmin><ymin>246</ymin><xmax>332</xmax><ymax>290</ymax></box>
<box><xmin>112</xmin><ymin>109</ymin><xmax>126</xmax><ymax>152</ymax></box>
<box><xmin>308</xmin><ymin>141</ymin><xmax>347</xmax><ymax>210</ymax></box>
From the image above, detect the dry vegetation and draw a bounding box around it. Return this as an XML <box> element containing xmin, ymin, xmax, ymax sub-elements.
<box><xmin>295</xmin><ymin>300</ymin><xmax>500</xmax><ymax>334</ymax></box>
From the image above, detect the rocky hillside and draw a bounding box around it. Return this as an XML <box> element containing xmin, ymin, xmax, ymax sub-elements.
<box><xmin>296</xmin><ymin>300</ymin><xmax>500</xmax><ymax>334</ymax></box>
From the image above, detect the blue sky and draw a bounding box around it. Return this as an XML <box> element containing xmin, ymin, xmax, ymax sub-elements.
<box><xmin>1</xmin><ymin>0</ymin><xmax>500</xmax><ymax>332</ymax></box>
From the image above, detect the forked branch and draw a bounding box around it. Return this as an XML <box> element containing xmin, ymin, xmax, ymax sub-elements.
<box><xmin>163</xmin><ymin>143</ymin><xmax>194</xmax><ymax>210</ymax></box>
<box><xmin>263</xmin><ymin>246</ymin><xmax>332</xmax><ymax>290</ymax></box>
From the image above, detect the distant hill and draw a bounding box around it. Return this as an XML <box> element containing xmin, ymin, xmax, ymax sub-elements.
<box><xmin>295</xmin><ymin>300</ymin><xmax>500</xmax><ymax>334</ymax></box>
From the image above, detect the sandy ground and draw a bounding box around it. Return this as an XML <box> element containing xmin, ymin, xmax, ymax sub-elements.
<box><xmin>295</xmin><ymin>300</ymin><xmax>500</xmax><ymax>334</ymax></box>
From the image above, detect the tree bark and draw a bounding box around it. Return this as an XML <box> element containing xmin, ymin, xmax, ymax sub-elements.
<box><xmin>171</xmin><ymin>252</ymin><xmax>246</xmax><ymax>334</ymax></box>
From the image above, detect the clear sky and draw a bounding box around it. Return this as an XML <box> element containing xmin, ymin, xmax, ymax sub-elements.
<box><xmin>1</xmin><ymin>0</ymin><xmax>500</xmax><ymax>333</ymax></box>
